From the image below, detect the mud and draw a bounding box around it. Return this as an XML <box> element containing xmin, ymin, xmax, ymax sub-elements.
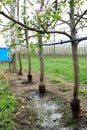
<box><xmin>3</xmin><ymin>71</ymin><xmax>87</xmax><ymax>130</ymax></box>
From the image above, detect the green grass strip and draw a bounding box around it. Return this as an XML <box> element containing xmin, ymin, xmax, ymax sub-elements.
<box><xmin>0</xmin><ymin>74</ymin><xmax>16</xmax><ymax>130</ymax></box>
<box><xmin>1</xmin><ymin>56</ymin><xmax>87</xmax><ymax>84</ymax></box>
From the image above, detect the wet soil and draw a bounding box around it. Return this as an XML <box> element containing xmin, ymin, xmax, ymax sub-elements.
<box><xmin>3</xmin><ymin>70</ymin><xmax>87</xmax><ymax>130</ymax></box>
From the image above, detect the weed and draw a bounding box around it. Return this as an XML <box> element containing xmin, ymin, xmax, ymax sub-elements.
<box><xmin>0</xmin><ymin>74</ymin><xmax>16</xmax><ymax>130</ymax></box>
<box><xmin>50</xmin><ymin>78</ymin><xmax>61</xmax><ymax>84</ymax></box>
<box><xmin>59</xmin><ymin>88</ymin><xmax>71</xmax><ymax>92</ymax></box>
<box><xmin>80</xmin><ymin>89</ymin><xmax>87</xmax><ymax>98</ymax></box>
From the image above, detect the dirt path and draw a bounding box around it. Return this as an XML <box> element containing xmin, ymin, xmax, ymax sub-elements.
<box><xmin>3</xmin><ymin>70</ymin><xmax>87</xmax><ymax>130</ymax></box>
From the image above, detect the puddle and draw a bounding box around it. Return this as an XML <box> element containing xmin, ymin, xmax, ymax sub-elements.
<box><xmin>27</xmin><ymin>90</ymin><xmax>63</xmax><ymax>128</ymax></box>
<box><xmin>41</xmin><ymin>113</ymin><xmax>62</xmax><ymax>128</ymax></box>
<box><xmin>59</xmin><ymin>127</ymin><xmax>87</xmax><ymax>130</ymax></box>
<box><xmin>30</xmin><ymin>91</ymin><xmax>43</xmax><ymax>100</ymax></box>
<box><xmin>38</xmin><ymin>102</ymin><xmax>62</xmax><ymax>128</ymax></box>
<box><xmin>51</xmin><ymin>113</ymin><xmax>62</xmax><ymax>119</ymax></box>
<box><xmin>15</xmin><ymin>80</ymin><xmax>24</xmax><ymax>85</ymax></box>
<box><xmin>43</xmin><ymin>102</ymin><xmax>58</xmax><ymax>110</ymax></box>
<box><xmin>24</xmin><ymin>90</ymin><xmax>87</xmax><ymax>130</ymax></box>
<box><xmin>59</xmin><ymin>128</ymin><xmax>70</xmax><ymax>130</ymax></box>
<box><xmin>15</xmin><ymin>79</ymin><xmax>31</xmax><ymax>85</ymax></box>
<box><xmin>28</xmin><ymin>90</ymin><xmax>43</xmax><ymax>100</ymax></box>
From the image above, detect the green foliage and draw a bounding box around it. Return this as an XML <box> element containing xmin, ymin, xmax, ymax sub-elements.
<box><xmin>0</xmin><ymin>4</ymin><xmax>2</xmax><ymax>10</ymax></box>
<box><xmin>68</xmin><ymin>0</ymin><xmax>85</xmax><ymax>7</ymax></box>
<box><xmin>0</xmin><ymin>18</ymin><xmax>3</xmax><ymax>23</ymax></box>
<box><xmin>0</xmin><ymin>0</ymin><xmax>3</xmax><ymax>2</ymax></box>
<box><xmin>0</xmin><ymin>0</ymin><xmax>86</xmax><ymax>50</ymax></box>
<box><xmin>29</xmin><ymin>42</ymin><xmax>39</xmax><ymax>55</ymax></box>
<box><xmin>0</xmin><ymin>0</ymin><xmax>14</xmax><ymax>4</ymax></box>
<box><xmin>0</xmin><ymin>74</ymin><xmax>16</xmax><ymax>130</ymax></box>
<box><xmin>51</xmin><ymin>13</ymin><xmax>62</xmax><ymax>20</ymax></box>
<box><xmin>28</xmin><ymin>1</ymin><xmax>33</xmax><ymax>6</ymax></box>
<box><xmin>80</xmin><ymin>89</ymin><xmax>87</xmax><ymax>98</ymax></box>
<box><xmin>50</xmin><ymin>78</ymin><xmax>61</xmax><ymax>84</ymax></box>
<box><xmin>45</xmin><ymin>34</ymin><xmax>50</xmax><ymax>40</ymax></box>
<box><xmin>6</xmin><ymin>0</ymin><xmax>14</xmax><ymax>4</ymax></box>
<box><xmin>32</xmin><ymin>3</ymin><xmax>62</xmax><ymax>32</ymax></box>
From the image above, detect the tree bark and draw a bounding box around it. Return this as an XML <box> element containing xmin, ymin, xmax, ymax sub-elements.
<box><xmin>10</xmin><ymin>1</ymin><xmax>16</xmax><ymax>72</ymax></box>
<box><xmin>70</xmin><ymin>0</ymin><xmax>80</xmax><ymax>118</ymax></box>
<box><xmin>24</xmin><ymin>0</ymin><xmax>32</xmax><ymax>83</ymax></box>
<box><xmin>25</xmin><ymin>29</ymin><xmax>32</xmax><ymax>82</ymax></box>
<box><xmin>18</xmin><ymin>53</ymin><xmax>23</xmax><ymax>75</ymax></box>
<box><xmin>17</xmin><ymin>0</ymin><xmax>23</xmax><ymax>75</ymax></box>
<box><xmin>39</xmin><ymin>40</ymin><xmax>46</xmax><ymax>95</ymax></box>
<box><xmin>38</xmin><ymin>0</ymin><xmax>46</xmax><ymax>95</ymax></box>
<box><xmin>39</xmin><ymin>36</ymin><xmax>44</xmax><ymax>83</ymax></box>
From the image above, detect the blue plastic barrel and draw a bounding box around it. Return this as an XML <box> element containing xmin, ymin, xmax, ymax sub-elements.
<box><xmin>0</xmin><ymin>48</ymin><xmax>11</xmax><ymax>62</ymax></box>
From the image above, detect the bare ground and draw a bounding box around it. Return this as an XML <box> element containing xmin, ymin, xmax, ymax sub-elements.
<box><xmin>2</xmin><ymin>69</ymin><xmax>87</xmax><ymax>130</ymax></box>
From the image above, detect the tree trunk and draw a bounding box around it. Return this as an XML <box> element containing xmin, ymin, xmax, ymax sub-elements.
<box><xmin>24</xmin><ymin>0</ymin><xmax>32</xmax><ymax>83</ymax></box>
<box><xmin>12</xmin><ymin>53</ymin><xmax>16</xmax><ymax>71</ymax></box>
<box><xmin>38</xmin><ymin>35</ymin><xmax>46</xmax><ymax>95</ymax></box>
<box><xmin>39</xmin><ymin>36</ymin><xmax>44</xmax><ymax>83</ymax></box>
<box><xmin>70</xmin><ymin>0</ymin><xmax>80</xmax><ymax>118</ymax></box>
<box><xmin>17</xmin><ymin>0</ymin><xmax>23</xmax><ymax>75</ymax></box>
<box><xmin>18</xmin><ymin>53</ymin><xmax>23</xmax><ymax>75</ymax></box>
<box><xmin>10</xmin><ymin>1</ymin><xmax>16</xmax><ymax>72</ymax></box>
<box><xmin>38</xmin><ymin>0</ymin><xmax>46</xmax><ymax>95</ymax></box>
<box><xmin>9</xmin><ymin>53</ymin><xmax>15</xmax><ymax>71</ymax></box>
<box><xmin>25</xmin><ymin>29</ymin><xmax>32</xmax><ymax>83</ymax></box>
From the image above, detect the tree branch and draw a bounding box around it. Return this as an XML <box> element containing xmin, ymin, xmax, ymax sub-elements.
<box><xmin>0</xmin><ymin>11</ymin><xmax>71</xmax><ymax>38</ymax></box>
<box><xmin>60</xmin><ymin>19</ymin><xmax>69</xmax><ymax>26</ymax></box>
<box><xmin>2</xmin><ymin>2</ymin><xmax>12</xmax><ymax>17</ymax></box>
<box><xmin>0</xmin><ymin>11</ymin><xmax>44</xmax><ymax>33</ymax></box>
<box><xmin>75</xmin><ymin>14</ymin><xmax>87</xmax><ymax>20</ymax></box>
<box><xmin>73</xmin><ymin>10</ymin><xmax>87</xmax><ymax>30</ymax></box>
<box><xmin>1</xmin><ymin>23</ymin><xmax>15</xmax><ymax>32</ymax></box>
<box><xmin>46</xmin><ymin>30</ymin><xmax>72</xmax><ymax>38</ymax></box>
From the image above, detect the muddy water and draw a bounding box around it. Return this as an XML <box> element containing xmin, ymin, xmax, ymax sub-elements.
<box><xmin>26</xmin><ymin>90</ymin><xmax>69</xmax><ymax>129</ymax></box>
<box><xmin>15</xmin><ymin>80</ymin><xmax>87</xmax><ymax>130</ymax></box>
<box><xmin>36</xmin><ymin>101</ymin><xmax>62</xmax><ymax>128</ymax></box>
<box><xmin>27</xmin><ymin>90</ymin><xmax>87</xmax><ymax>130</ymax></box>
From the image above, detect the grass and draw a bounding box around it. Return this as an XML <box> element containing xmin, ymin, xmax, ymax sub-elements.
<box><xmin>0</xmin><ymin>74</ymin><xmax>16</xmax><ymax>130</ymax></box>
<box><xmin>21</xmin><ymin>56</ymin><xmax>74</xmax><ymax>81</ymax></box>
<box><xmin>0</xmin><ymin>56</ymin><xmax>87</xmax><ymax>84</ymax></box>
<box><xmin>49</xmin><ymin>78</ymin><xmax>61</xmax><ymax>84</ymax></box>
<box><xmin>0</xmin><ymin>56</ymin><xmax>87</xmax><ymax>128</ymax></box>
<box><xmin>80</xmin><ymin>89</ymin><xmax>87</xmax><ymax>98</ymax></box>
<box><xmin>30</xmin><ymin>56</ymin><xmax>87</xmax><ymax>84</ymax></box>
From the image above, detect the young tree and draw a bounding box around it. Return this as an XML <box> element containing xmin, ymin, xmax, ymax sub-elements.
<box><xmin>17</xmin><ymin>0</ymin><xmax>23</xmax><ymax>75</ymax></box>
<box><xmin>38</xmin><ymin>0</ymin><xmax>46</xmax><ymax>95</ymax></box>
<box><xmin>24</xmin><ymin>0</ymin><xmax>32</xmax><ymax>83</ymax></box>
<box><xmin>10</xmin><ymin>0</ymin><xmax>16</xmax><ymax>72</ymax></box>
<box><xmin>69</xmin><ymin>0</ymin><xmax>80</xmax><ymax>118</ymax></box>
